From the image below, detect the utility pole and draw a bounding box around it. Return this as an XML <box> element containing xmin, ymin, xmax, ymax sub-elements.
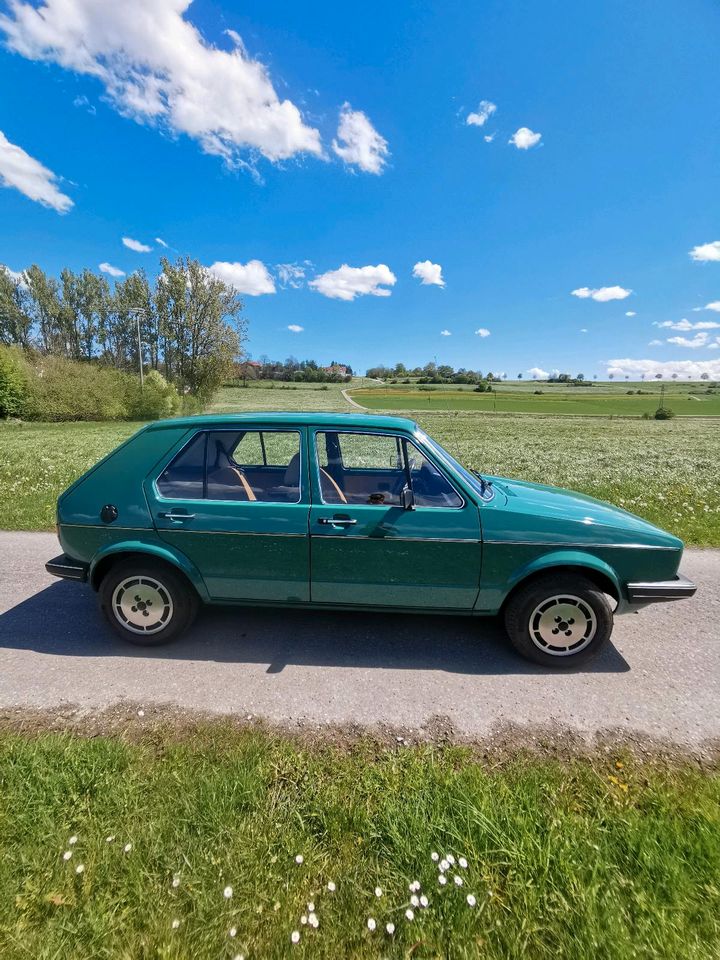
<box><xmin>128</xmin><ymin>308</ymin><xmax>145</xmax><ymax>389</ymax></box>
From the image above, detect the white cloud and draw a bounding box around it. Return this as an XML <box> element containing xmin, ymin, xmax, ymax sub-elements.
<box><xmin>606</xmin><ymin>358</ymin><xmax>720</xmax><ymax>379</ymax></box>
<box><xmin>656</xmin><ymin>318</ymin><xmax>720</xmax><ymax>331</ymax></box>
<box><xmin>0</xmin><ymin>0</ymin><xmax>322</xmax><ymax>167</ymax></box>
<box><xmin>666</xmin><ymin>333</ymin><xmax>709</xmax><ymax>349</ymax></box>
<box><xmin>440</xmin><ymin>329</ymin><xmax>451</xmax><ymax>336</ymax></box>
<box><xmin>484</xmin><ymin>134</ymin><xmax>495</xmax><ymax>143</ymax></box>
<box><xmin>155</xmin><ymin>236</ymin><xmax>168</xmax><ymax>248</ymax></box>
<box><xmin>625</xmin><ymin>310</ymin><xmax>636</xmax><ymax>317</ymax></box>
<box><xmin>466</xmin><ymin>100</ymin><xmax>496</xmax><ymax>127</ymax></box>
<box><xmin>571</xmin><ymin>285</ymin><xmax>632</xmax><ymax>302</ymax></box>
<box><xmin>509</xmin><ymin>127</ymin><xmax>541</xmax><ymax>149</ymax></box>
<box><xmin>475</xmin><ymin>327</ymin><xmax>491</xmax><ymax>337</ymax></box>
<box><xmin>207</xmin><ymin>259</ymin><xmax>276</xmax><ymax>295</ymax></box>
<box><xmin>99</xmin><ymin>262</ymin><xmax>125</xmax><ymax>277</ymax></box>
<box><xmin>309</xmin><ymin>264</ymin><xmax>396</xmax><ymax>301</ymax></box>
<box><xmin>648</xmin><ymin>340</ymin><xmax>663</xmax><ymax>346</ymax></box>
<box><xmin>332</xmin><ymin>103</ymin><xmax>388</xmax><ymax>174</ymax></box>
<box><xmin>287</xmin><ymin>324</ymin><xmax>303</xmax><ymax>333</ymax></box>
<box><xmin>701</xmin><ymin>301</ymin><xmax>720</xmax><ymax>312</ymax></box>
<box><xmin>580</xmin><ymin>328</ymin><xmax>588</xmax><ymax>333</ymax></box>
<box><xmin>275</xmin><ymin>263</ymin><xmax>306</xmax><ymax>289</ymax></box>
<box><xmin>527</xmin><ymin>366</ymin><xmax>549</xmax><ymax>378</ymax></box>
<box><xmin>122</xmin><ymin>236</ymin><xmax>152</xmax><ymax>253</ymax></box>
<box><xmin>412</xmin><ymin>260</ymin><xmax>445</xmax><ymax>287</ymax></box>
<box><xmin>0</xmin><ymin>129</ymin><xmax>73</xmax><ymax>212</ymax></box>
<box><xmin>689</xmin><ymin>240</ymin><xmax>720</xmax><ymax>262</ymax></box>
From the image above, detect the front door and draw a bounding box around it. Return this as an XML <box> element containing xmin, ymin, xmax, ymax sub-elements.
<box><xmin>309</xmin><ymin>429</ymin><xmax>482</xmax><ymax>609</ymax></box>
<box><xmin>144</xmin><ymin>427</ymin><xmax>310</xmax><ymax>602</ymax></box>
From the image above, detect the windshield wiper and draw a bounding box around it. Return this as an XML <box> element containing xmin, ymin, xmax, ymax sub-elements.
<box><xmin>471</xmin><ymin>470</ymin><xmax>493</xmax><ymax>497</ymax></box>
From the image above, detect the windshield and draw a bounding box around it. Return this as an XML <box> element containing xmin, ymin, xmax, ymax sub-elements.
<box><xmin>415</xmin><ymin>429</ymin><xmax>494</xmax><ymax>502</ymax></box>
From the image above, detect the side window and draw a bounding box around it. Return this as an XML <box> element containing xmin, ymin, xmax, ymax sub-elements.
<box><xmin>315</xmin><ymin>432</ymin><xmax>462</xmax><ymax>507</ymax></box>
<box><xmin>157</xmin><ymin>432</ymin><xmax>206</xmax><ymax>500</ymax></box>
<box><xmin>206</xmin><ymin>430</ymin><xmax>301</xmax><ymax>503</ymax></box>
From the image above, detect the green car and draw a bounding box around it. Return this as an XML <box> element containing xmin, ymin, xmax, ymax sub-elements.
<box><xmin>46</xmin><ymin>412</ymin><xmax>696</xmax><ymax>667</ymax></box>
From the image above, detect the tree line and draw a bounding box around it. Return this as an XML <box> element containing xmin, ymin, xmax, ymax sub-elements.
<box><xmin>0</xmin><ymin>258</ymin><xmax>246</xmax><ymax>398</ymax></box>
<box><xmin>236</xmin><ymin>357</ymin><xmax>353</xmax><ymax>384</ymax></box>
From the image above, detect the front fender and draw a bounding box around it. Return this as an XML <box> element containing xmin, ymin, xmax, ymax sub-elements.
<box><xmin>507</xmin><ymin>549</ymin><xmax>621</xmax><ymax>597</ymax></box>
<box><xmin>89</xmin><ymin>539</ymin><xmax>210</xmax><ymax>602</ymax></box>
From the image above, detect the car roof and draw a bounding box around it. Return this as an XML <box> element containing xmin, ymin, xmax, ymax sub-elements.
<box><xmin>145</xmin><ymin>412</ymin><xmax>420</xmax><ymax>432</ymax></box>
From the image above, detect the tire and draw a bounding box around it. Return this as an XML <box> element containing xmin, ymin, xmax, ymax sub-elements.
<box><xmin>503</xmin><ymin>573</ymin><xmax>613</xmax><ymax>668</ymax></box>
<box><xmin>98</xmin><ymin>559</ymin><xmax>199</xmax><ymax>646</ymax></box>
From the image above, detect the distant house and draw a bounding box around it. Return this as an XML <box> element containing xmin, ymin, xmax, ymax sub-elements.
<box><xmin>324</xmin><ymin>364</ymin><xmax>348</xmax><ymax>377</ymax></box>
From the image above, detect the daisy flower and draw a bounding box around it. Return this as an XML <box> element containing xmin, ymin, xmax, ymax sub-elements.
<box><xmin>367</xmin><ymin>918</ymin><xmax>376</xmax><ymax>931</ymax></box>
<box><xmin>223</xmin><ymin>886</ymin><xmax>233</xmax><ymax>899</ymax></box>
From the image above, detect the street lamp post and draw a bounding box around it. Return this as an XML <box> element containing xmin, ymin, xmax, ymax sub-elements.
<box><xmin>128</xmin><ymin>308</ymin><xmax>145</xmax><ymax>389</ymax></box>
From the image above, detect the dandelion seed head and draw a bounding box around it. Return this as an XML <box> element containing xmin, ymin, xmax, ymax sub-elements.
<box><xmin>405</xmin><ymin>908</ymin><xmax>415</xmax><ymax>921</ymax></box>
<box><xmin>386</xmin><ymin>922</ymin><xmax>395</xmax><ymax>935</ymax></box>
<box><xmin>467</xmin><ymin>894</ymin><xmax>477</xmax><ymax>906</ymax></box>
<box><xmin>367</xmin><ymin>917</ymin><xmax>376</xmax><ymax>931</ymax></box>
<box><xmin>291</xmin><ymin>930</ymin><xmax>300</xmax><ymax>944</ymax></box>
<box><xmin>223</xmin><ymin>885</ymin><xmax>233</xmax><ymax>899</ymax></box>
<box><xmin>63</xmin><ymin>850</ymin><xmax>72</xmax><ymax>861</ymax></box>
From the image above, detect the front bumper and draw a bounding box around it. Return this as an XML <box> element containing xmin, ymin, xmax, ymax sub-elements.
<box><xmin>626</xmin><ymin>574</ymin><xmax>697</xmax><ymax>604</ymax></box>
<box><xmin>46</xmin><ymin>554</ymin><xmax>88</xmax><ymax>582</ymax></box>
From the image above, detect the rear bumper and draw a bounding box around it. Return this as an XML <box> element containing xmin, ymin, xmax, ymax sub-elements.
<box><xmin>45</xmin><ymin>554</ymin><xmax>88</xmax><ymax>582</ymax></box>
<box><xmin>626</xmin><ymin>574</ymin><xmax>697</xmax><ymax>604</ymax></box>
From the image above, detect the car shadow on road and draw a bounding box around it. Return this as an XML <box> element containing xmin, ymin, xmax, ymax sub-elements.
<box><xmin>0</xmin><ymin>581</ymin><xmax>630</xmax><ymax>675</ymax></box>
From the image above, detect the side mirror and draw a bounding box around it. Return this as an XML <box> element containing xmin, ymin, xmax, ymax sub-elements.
<box><xmin>401</xmin><ymin>486</ymin><xmax>415</xmax><ymax>510</ymax></box>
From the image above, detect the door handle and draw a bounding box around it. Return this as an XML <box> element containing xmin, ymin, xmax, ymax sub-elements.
<box><xmin>158</xmin><ymin>511</ymin><xmax>196</xmax><ymax>521</ymax></box>
<box><xmin>317</xmin><ymin>516</ymin><xmax>357</xmax><ymax>526</ymax></box>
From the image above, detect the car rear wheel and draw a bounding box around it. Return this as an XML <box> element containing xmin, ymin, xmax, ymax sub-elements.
<box><xmin>503</xmin><ymin>574</ymin><xmax>613</xmax><ymax>668</ymax></box>
<box><xmin>99</xmin><ymin>559</ymin><xmax>199</xmax><ymax>646</ymax></box>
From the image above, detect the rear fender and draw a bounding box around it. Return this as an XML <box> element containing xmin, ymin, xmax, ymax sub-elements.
<box><xmin>89</xmin><ymin>539</ymin><xmax>209</xmax><ymax>601</ymax></box>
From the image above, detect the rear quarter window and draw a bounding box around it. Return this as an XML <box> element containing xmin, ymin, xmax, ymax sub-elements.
<box><xmin>157</xmin><ymin>433</ymin><xmax>206</xmax><ymax>499</ymax></box>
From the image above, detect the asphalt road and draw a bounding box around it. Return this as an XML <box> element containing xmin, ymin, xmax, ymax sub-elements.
<box><xmin>0</xmin><ymin>531</ymin><xmax>718</xmax><ymax>748</ymax></box>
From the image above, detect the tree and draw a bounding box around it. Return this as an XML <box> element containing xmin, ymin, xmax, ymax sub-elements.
<box><xmin>701</xmin><ymin>372</ymin><xmax>710</xmax><ymax>380</ymax></box>
<box><xmin>517</xmin><ymin>372</ymin><xmax>523</xmax><ymax>379</ymax></box>
<box><xmin>154</xmin><ymin>257</ymin><xmax>246</xmax><ymax>398</ymax></box>
<box><xmin>23</xmin><ymin>265</ymin><xmax>64</xmax><ymax>354</ymax></box>
<box><xmin>576</xmin><ymin>373</ymin><xmax>585</xmax><ymax>381</ymax></box>
<box><xmin>0</xmin><ymin>268</ymin><xmax>33</xmax><ymax>348</ymax></box>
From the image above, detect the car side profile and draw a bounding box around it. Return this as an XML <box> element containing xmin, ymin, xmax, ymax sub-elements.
<box><xmin>46</xmin><ymin>412</ymin><xmax>696</xmax><ymax>667</ymax></box>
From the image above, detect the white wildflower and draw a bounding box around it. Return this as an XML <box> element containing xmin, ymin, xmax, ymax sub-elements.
<box><xmin>309</xmin><ymin>913</ymin><xmax>319</xmax><ymax>928</ymax></box>
<box><xmin>439</xmin><ymin>859</ymin><xmax>449</xmax><ymax>872</ymax></box>
<box><xmin>171</xmin><ymin>919</ymin><xmax>180</xmax><ymax>930</ymax></box>
<box><xmin>375</xmin><ymin>886</ymin><xmax>382</xmax><ymax>897</ymax></box>
<box><xmin>410</xmin><ymin>894</ymin><xmax>419</xmax><ymax>907</ymax></box>
<box><xmin>124</xmin><ymin>843</ymin><xmax>132</xmax><ymax>853</ymax></box>
<box><xmin>467</xmin><ymin>894</ymin><xmax>477</xmax><ymax>906</ymax></box>
<box><xmin>386</xmin><ymin>922</ymin><xmax>395</xmax><ymax>935</ymax></box>
<box><xmin>405</xmin><ymin>908</ymin><xmax>415</xmax><ymax>920</ymax></box>
<box><xmin>430</xmin><ymin>851</ymin><xmax>439</xmax><ymax>861</ymax></box>
<box><xmin>63</xmin><ymin>850</ymin><xmax>72</xmax><ymax>861</ymax></box>
<box><xmin>459</xmin><ymin>856</ymin><xmax>468</xmax><ymax>869</ymax></box>
<box><xmin>68</xmin><ymin>835</ymin><xmax>78</xmax><ymax>845</ymax></box>
<box><xmin>327</xmin><ymin>881</ymin><xmax>336</xmax><ymax>892</ymax></box>
<box><xmin>420</xmin><ymin>894</ymin><xmax>429</xmax><ymax>907</ymax></box>
<box><xmin>447</xmin><ymin>854</ymin><xmax>455</xmax><ymax>865</ymax></box>
<box><xmin>454</xmin><ymin>875</ymin><xmax>463</xmax><ymax>886</ymax></box>
<box><xmin>300</xmin><ymin>915</ymin><xmax>308</xmax><ymax>925</ymax></box>
<box><xmin>223</xmin><ymin>886</ymin><xmax>233</xmax><ymax>899</ymax></box>
<box><xmin>229</xmin><ymin>927</ymin><xmax>237</xmax><ymax>938</ymax></box>
<box><xmin>105</xmin><ymin>835</ymin><xmax>115</xmax><ymax>842</ymax></box>
<box><xmin>137</xmin><ymin>709</ymin><xmax>145</xmax><ymax>717</ymax></box>
<box><xmin>172</xmin><ymin>875</ymin><xmax>180</xmax><ymax>888</ymax></box>
<box><xmin>307</xmin><ymin>902</ymin><xmax>315</xmax><ymax>912</ymax></box>
<box><xmin>291</xmin><ymin>930</ymin><xmax>300</xmax><ymax>944</ymax></box>
<box><xmin>438</xmin><ymin>875</ymin><xmax>447</xmax><ymax>885</ymax></box>
<box><xmin>75</xmin><ymin>864</ymin><xmax>85</xmax><ymax>874</ymax></box>
<box><xmin>295</xmin><ymin>854</ymin><xmax>304</xmax><ymax>864</ymax></box>
<box><xmin>367</xmin><ymin>917</ymin><xmax>376</xmax><ymax>931</ymax></box>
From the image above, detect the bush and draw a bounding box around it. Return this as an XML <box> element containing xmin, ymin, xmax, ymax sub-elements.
<box><xmin>0</xmin><ymin>346</ymin><xmax>31</xmax><ymax>418</ymax></box>
<box><xmin>654</xmin><ymin>407</ymin><xmax>676</xmax><ymax>420</ymax></box>
<box><xmin>126</xmin><ymin>370</ymin><xmax>181</xmax><ymax>420</ymax></box>
<box><xmin>24</xmin><ymin>356</ymin><xmax>130</xmax><ymax>421</ymax></box>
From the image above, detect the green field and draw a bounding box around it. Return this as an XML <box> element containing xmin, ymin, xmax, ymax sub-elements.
<box><xmin>1</xmin><ymin>727</ymin><xmax>718</xmax><ymax>960</ymax></box>
<box><xmin>1</xmin><ymin>382</ymin><xmax>719</xmax><ymax>543</ymax></box>
<box><xmin>351</xmin><ymin>385</ymin><xmax>720</xmax><ymax>417</ymax></box>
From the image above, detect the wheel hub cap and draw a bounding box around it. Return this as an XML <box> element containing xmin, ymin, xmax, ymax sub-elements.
<box><xmin>529</xmin><ymin>595</ymin><xmax>596</xmax><ymax>656</ymax></box>
<box><xmin>112</xmin><ymin>576</ymin><xmax>173</xmax><ymax>635</ymax></box>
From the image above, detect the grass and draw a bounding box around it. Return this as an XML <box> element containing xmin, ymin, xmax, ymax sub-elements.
<box><xmin>1</xmin><ymin>383</ymin><xmax>719</xmax><ymax>543</ymax></box>
<box><xmin>351</xmin><ymin>386</ymin><xmax>720</xmax><ymax>416</ymax></box>
<box><xmin>0</xmin><ymin>727</ymin><xmax>718</xmax><ymax>959</ymax></box>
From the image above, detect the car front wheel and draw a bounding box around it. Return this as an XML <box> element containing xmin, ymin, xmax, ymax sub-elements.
<box><xmin>503</xmin><ymin>573</ymin><xmax>613</xmax><ymax>667</ymax></box>
<box><xmin>99</xmin><ymin>559</ymin><xmax>199</xmax><ymax>646</ymax></box>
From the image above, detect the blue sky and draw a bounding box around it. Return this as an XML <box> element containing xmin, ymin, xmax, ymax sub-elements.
<box><xmin>1</xmin><ymin>0</ymin><xmax>719</xmax><ymax>378</ymax></box>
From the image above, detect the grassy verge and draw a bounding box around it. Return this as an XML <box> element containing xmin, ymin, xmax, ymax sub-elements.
<box><xmin>0</xmin><ymin>728</ymin><xmax>718</xmax><ymax>959</ymax></box>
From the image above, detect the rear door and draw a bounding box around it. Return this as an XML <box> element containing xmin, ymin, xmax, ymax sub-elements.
<box><xmin>309</xmin><ymin>429</ymin><xmax>482</xmax><ymax>609</ymax></box>
<box><xmin>144</xmin><ymin>427</ymin><xmax>310</xmax><ymax>602</ymax></box>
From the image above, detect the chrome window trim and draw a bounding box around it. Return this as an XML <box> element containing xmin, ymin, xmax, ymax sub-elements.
<box><xmin>312</xmin><ymin>428</ymin><xmax>466</xmax><ymax>510</ymax></box>
<box><xmin>152</xmin><ymin>427</ymin><xmax>305</xmax><ymax>506</ymax></box>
